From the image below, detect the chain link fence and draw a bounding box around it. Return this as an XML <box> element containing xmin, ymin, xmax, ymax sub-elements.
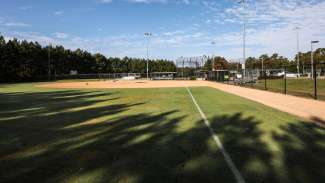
<box><xmin>208</xmin><ymin>63</ymin><xmax>325</xmax><ymax>101</ymax></box>
<box><xmin>37</xmin><ymin>73</ymin><xmax>144</xmax><ymax>81</ymax></box>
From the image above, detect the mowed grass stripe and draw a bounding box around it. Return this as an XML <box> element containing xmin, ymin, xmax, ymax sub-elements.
<box><xmin>186</xmin><ymin>87</ymin><xmax>245</xmax><ymax>183</ymax></box>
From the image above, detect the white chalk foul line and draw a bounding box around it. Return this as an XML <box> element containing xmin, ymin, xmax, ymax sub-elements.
<box><xmin>185</xmin><ymin>87</ymin><xmax>245</xmax><ymax>183</ymax></box>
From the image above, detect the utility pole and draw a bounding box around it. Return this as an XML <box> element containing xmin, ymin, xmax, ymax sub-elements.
<box><xmin>98</xmin><ymin>28</ymin><xmax>103</xmax><ymax>54</ymax></box>
<box><xmin>212</xmin><ymin>55</ymin><xmax>215</xmax><ymax>71</ymax></box>
<box><xmin>261</xmin><ymin>57</ymin><xmax>264</xmax><ymax>75</ymax></box>
<box><xmin>211</xmin><ymin>42</ymin><xmax>217</xmax><ymax>71</ymax></box>
<box><xmin>48</xmin><ymin>43</ymin><xmax>51</xmax><ymax>80</ymax></box>
<box><xmin>144</xmin><ymin>32</ymin><xmax>152</xmax><ymax>79</ymax></box>
<box><xmin>294</xmin><ymin>27</ymin><xmax>301</xmax><ymax>76</ymax></box>
<box><xmin>311</xmin><ymin>40</ymin><xmax>319</xmax><ymax>79</ymax></box>
<box><xmin>239</xmin><ymin>0</ymin><xmax>247</xmax><ymax>78</ymax></box>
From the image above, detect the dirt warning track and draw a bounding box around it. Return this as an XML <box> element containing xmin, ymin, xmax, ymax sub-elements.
<box><xmin>205</xmin><ymin>82</ymin><xmax>325</xmax><ymax>126</ymax></box>
<box><xmin>38</xmin><ymin>80</ymin><xmax>325</xmax><ymax>125</ymax></box>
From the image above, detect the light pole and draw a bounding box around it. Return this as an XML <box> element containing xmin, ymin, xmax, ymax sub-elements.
<box><xmin>294</xmin><ymin>27</ymin><xmax>301</xmax><ymax>76</ymax></box>
<box><xmin>211</xmin><ymin>42</ymin><xmax>216</xmax><ymax>71</ymax></box>
<box><xmin>239</xmin><ymin>0</ymin><xmax>247</xmax><ymax>78</ymax></box>
<box><xmin>261</xmin><ymin>57</ymin><xmax>264</xmax><ymax>75</ymax></box>
<box><xmin>48</xmin><ymin>42</ymin><xmax>51</xmax><ymax>80</ymax></box>
<box><xmin>98</xmin><ymin>28</ymin><xmax>103</xmax><ymax>54</ymax></box>
<box><xmin>144</xmin><ymin>32</ymin><xmax>152</xmax><ymax>79</ymax></box>
<box><xmin>311</xmin><ymin>40</ymin><xmax>319</xmax><ymax>79</ymax></box>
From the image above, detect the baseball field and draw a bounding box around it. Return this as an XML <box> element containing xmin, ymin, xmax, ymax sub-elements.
<box><xmin>0</xmin><ymin>80</ymin><xmax>324</xmax><ymax>183</ymax></box>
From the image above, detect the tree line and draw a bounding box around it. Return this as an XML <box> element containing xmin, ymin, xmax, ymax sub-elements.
<box><xmin>204</xmin><ymin>51</ymin><xmax>325</xmax><ymax>73</ymax></box>
<box><xmin>0</xmin><ymin>35</ymin><xmax>176</xmax><ymax>82</ymax></box>
<box><xmin>1</xmin><ymin>34</ymin><xmax>325</xmax><ymax>82</ymax></box>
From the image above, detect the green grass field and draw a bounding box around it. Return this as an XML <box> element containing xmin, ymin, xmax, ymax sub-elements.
<box><xmin>254</xmin><ymin>79</ymin><xmax>325</xmax><ymax>100</ymax></box>
<box><xmin>0</xmin><ymin>83</ymin><xmax>324</xmax><ymax>183</ymax></box>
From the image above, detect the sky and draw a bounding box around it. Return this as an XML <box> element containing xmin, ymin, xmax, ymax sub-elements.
<box><xmin>0</xmin><ymin>0</ymin><xmax>325</xmax><ymax>61</ymax></box>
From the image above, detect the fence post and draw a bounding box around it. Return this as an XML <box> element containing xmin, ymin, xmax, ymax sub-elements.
<box><xmin>314</xmin><ymin>63</ymin><xmax>317</xmax><ymax>100</ymax></box>
<box><xmin>284</xmin><ymin>66</ymin><xmax>287</xmax><ymax>95</ymax></box>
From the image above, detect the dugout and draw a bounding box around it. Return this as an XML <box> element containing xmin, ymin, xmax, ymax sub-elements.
<box><xmin>195</xmin><ymin>70</ymin><xmax>208</xmax><ymax>80</ymax></box>
<box><xmin>209</xmin><ymin>70</ymin><xmax>230</xmax><ymax>81</ymax></box>
<box><xmin>151</xmin><ymin>72</ymin><xmax>177</xmax><ymax>80</ymax></box>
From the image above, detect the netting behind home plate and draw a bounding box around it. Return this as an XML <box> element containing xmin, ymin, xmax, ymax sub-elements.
<box><xmin>176</xmin><ymin>56</ymin><xmax>208</xmax><ymax>78</ymax></box>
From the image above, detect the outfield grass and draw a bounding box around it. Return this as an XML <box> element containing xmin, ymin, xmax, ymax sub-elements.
<box><xmin>0</xmin><ymin>83</ymin><xmax>324</xmax><ymax>183</ymax></box>
<box><xmin>254</xmin><ymin>78</ymin><xmax>325</xmax><ymax>100</ymax></box>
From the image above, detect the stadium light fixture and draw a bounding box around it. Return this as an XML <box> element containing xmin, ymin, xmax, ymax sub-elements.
<box><xmin>144</xmin><ymin>32</ymin><xmax>152</xmax><ymax>79</ymax></box>
<box><xmin>311</xmin><ymin>40</ymin><xmax>319</xmax><ymax>79</ymax></box>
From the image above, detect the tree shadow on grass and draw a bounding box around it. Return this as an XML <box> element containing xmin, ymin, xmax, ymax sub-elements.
<box><xmin>1</xmin><ymin>90</ymin><xmax>324</xmax><ymax>183</ymax></box>
<box><xmin>0</xmin><ymin>90</ymin><xmax>141</xmax><ymax>156</ymax></box>
<box><xmin>210</xmin><ymin>113</ymin><xmax>276</xmax><ymax>183</ymax></box>
<box><xmin>0</xmin><ymin>90</ymin><xmax>236</xmax><ymax>183</ymax></box>
<box><xmin>210</xmin><ymin>113</ymin><xmax>325</xmax><ymax>183</ymax></box>
<box><xmin>0</xmin><ymin>90</ymin><xmax>118</xmax><ymax>115</ymax></box>
<box><xmin>272</xmin><ymin>122</ymin><xmax>325</xmax><ymax>183</ymax></box>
